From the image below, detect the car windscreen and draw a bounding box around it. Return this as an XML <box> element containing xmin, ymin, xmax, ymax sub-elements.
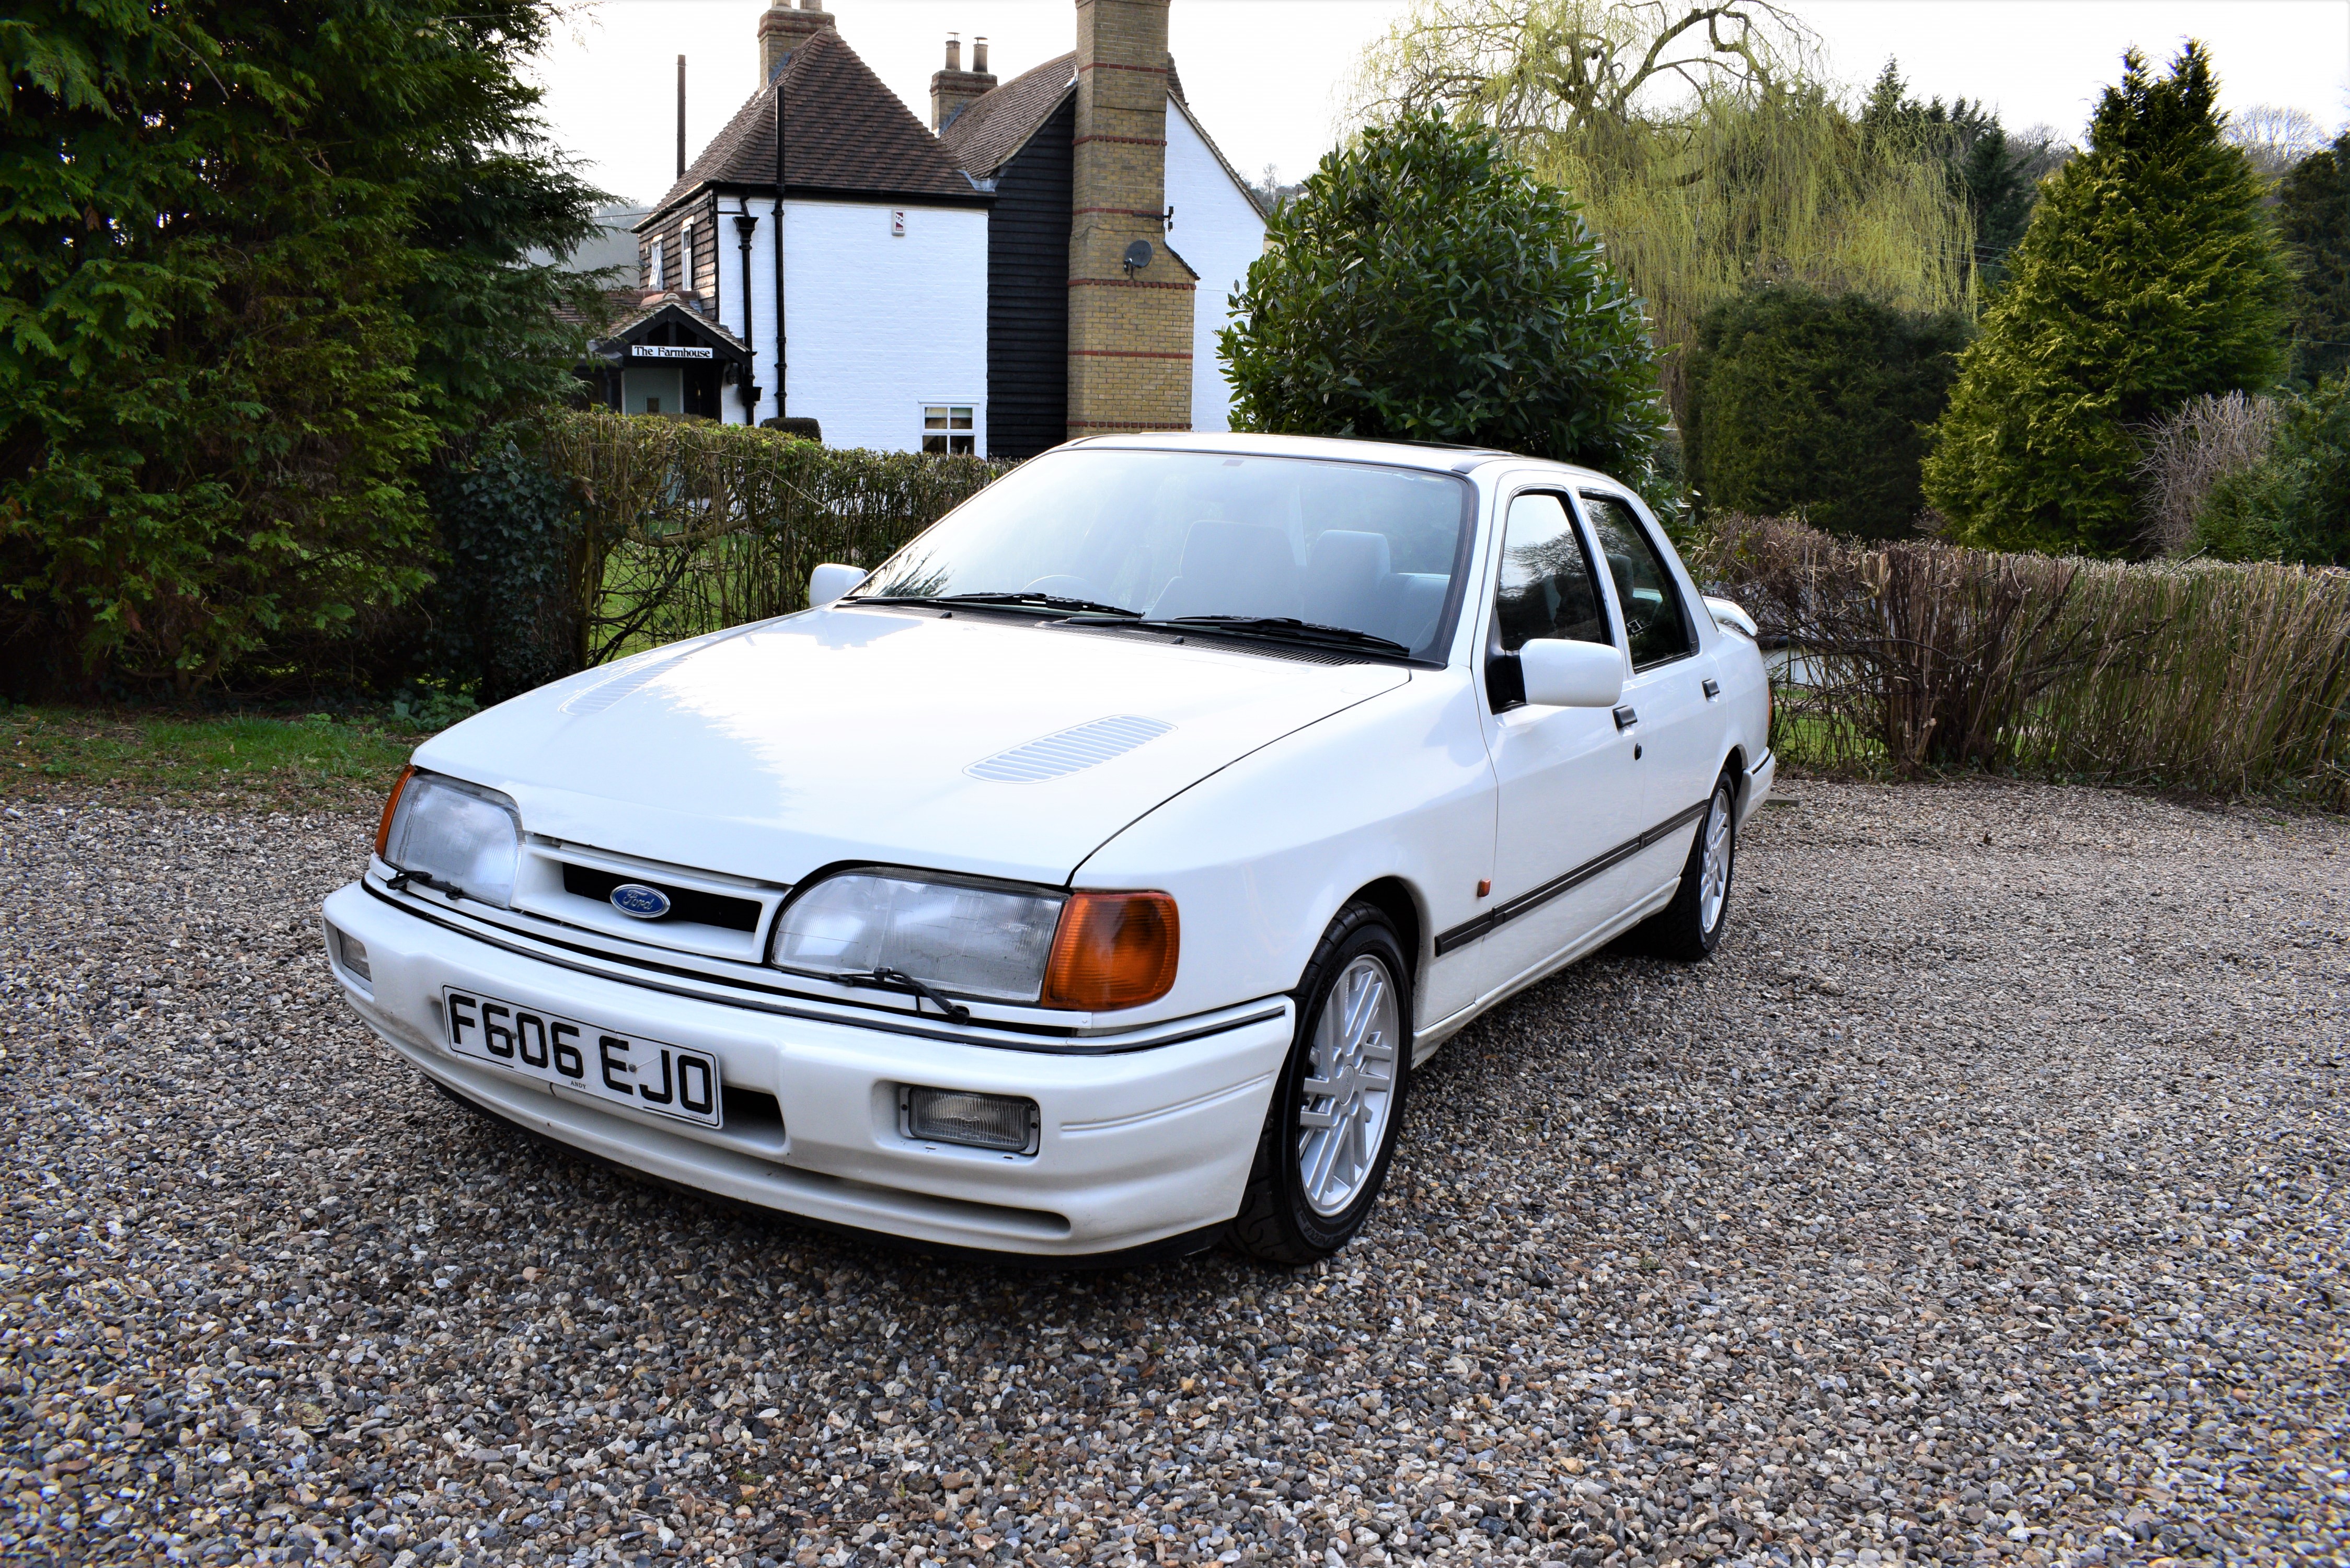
<box><xmin>848</xmin><ymin>448</ymin><xmax>1478</xmax><ymax>661</ymax></box>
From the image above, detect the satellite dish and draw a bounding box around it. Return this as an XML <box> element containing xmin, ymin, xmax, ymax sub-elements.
<box><xmin>1122</xmin><ymin>239</ymin><xmax>1155</xmax><ymax>274</ymax></box>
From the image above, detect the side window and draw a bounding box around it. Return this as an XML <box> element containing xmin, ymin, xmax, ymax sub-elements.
<box><xmin>1580</xmin><ymin>493</ymin><xmax>1695</xmax><ymax>668</ymax></box>
<box><xmin>1493</xmin><ymin>493</ymin><xmax>1611</xmax><ymax>652</ymax></box>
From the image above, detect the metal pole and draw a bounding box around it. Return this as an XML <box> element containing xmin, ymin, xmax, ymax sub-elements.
<box><xmin>734</xmin><ymin>206</ymin><xmax>758</xmax><ymax>421</ymax></box>
<box><xmin>676</xmin><ymin>56</ymin><xmax>686</xmax><ymax>182</ymax></box>
<box><xmin>773</xmin><ymin>77</ymin><xmax>788</xmax><ymax>422</ymax></box>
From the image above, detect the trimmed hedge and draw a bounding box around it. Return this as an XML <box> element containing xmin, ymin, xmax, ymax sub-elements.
<box><xmin>1685</xmin><ymin>288</ymin><xmax>1966</xmax><ymax>540</ymax></box>
<box><xmin>1693</xmin><ymin>514</ymin><xmax>2350</xmax><ymax>807</ymax></box>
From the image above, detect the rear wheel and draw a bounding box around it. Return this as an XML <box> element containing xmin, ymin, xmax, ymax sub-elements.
<box><xmin>1637</xmin><ymin>769</ymin><xmax>1738</xmax><ymax>962</ymax></box>
<box><xmin>1231</xmin><ymin>903</ymin><xmax>1412</xmax><ymax>1264</ymax></box>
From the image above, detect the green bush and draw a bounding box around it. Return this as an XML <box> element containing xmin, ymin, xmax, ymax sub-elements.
<box><xmin>0</xmin><ymin>0</ymin><xmax>606</xmax><ymax>696</ymax></box>
<box><xmin>1219</xmin><ymin>112</ymin><xmax>1665</xmax><ymax>479</ymax></box>
<box><xmin>2194</xmin><ymin>376</ymin><xmax>2350</xmax><ymax>564</ymax></box>
<box><xmin>1922</xmin><ymin>44</ymin><xmax>2292</xmax><ymax>557</ymax></box>
<box><xmin>1685</xmin><ymin>287</ymin><xmax>1967</xmax><ymax>539</ymax></box>
<box><xmin>425</xmin><ymin>430</ymin><xmax>584</xmax><ymax>704</ymax></box>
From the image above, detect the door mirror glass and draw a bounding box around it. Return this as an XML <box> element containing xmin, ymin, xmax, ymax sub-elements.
<box><xmin>1518</xmin><ymin>638</ymin><xmax>1626</xmax><ymax>708</ymax></box>
<box><xmin>809</xmin><ymin>562</ymin><xmax>866</xmax><ymax>608</ymax></box>
<box><xmin>1579</xmin><ymin>493</ymin><xmax>1695</xmax><ymax>668</ymax></box>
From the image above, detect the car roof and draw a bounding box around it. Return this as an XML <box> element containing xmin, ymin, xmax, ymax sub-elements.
<box><xmin>1061</xmin><ymin>430</ymin><xmax>1619</xmax><ymax>487</ymax></box>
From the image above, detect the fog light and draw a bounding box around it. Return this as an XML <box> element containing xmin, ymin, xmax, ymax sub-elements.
<box><xmin>330</xmin><ymin>925</ymin><xmax>371</xmax><ymax>983</ymax></box>
<box><xmin>901</xmin><ymin>1085</ymin><xmax>1038</xmax><ymax>1155</ymax></box>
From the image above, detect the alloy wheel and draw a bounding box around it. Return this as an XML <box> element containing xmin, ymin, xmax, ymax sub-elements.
<box><xmin>1698</xmin><ymin>782</ymin><xmax>1734</xmax><ymax>935</ymax></box>
<box><xmin>1296</xmin><ymin>953</ymin><xmax>1400</xmax><ymax>1217</ymax></box>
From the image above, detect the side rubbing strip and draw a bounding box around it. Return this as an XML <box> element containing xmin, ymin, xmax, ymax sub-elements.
<box><xmin>1431</xmin><ymin>796</ymin><xmax>1715</xmax><ymax>957</ymax></box>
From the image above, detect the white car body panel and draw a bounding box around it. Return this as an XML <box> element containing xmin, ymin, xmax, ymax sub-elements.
<box><xmin>325</xmin><ymin>432</ymin><xmax>1772</xmax><ymax>1256</ymax></box>
<box><xmin>414</xmin><ymin>609</ymin><xmax>1406</xmax><ymax>894</ymax></box>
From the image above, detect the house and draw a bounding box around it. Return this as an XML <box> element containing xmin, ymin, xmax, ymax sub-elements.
<box><xmin>602</xmin><ymin>0</ymin><xmax>1266</xmax><ymax>458</ymax></box>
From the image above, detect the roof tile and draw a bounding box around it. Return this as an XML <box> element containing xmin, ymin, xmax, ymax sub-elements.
<box><xmin>645</xmin><ymin>29</ymin><xmax>975</xmax><ymax>221</ymax></box>
<box><xmin>940</xmin><ymin>52</ymin><xmax>1076</xmax><ymax>179</ymax></box>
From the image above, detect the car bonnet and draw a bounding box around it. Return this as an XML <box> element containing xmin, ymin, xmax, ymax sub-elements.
<box><xmin>410</xmin><ymin>607</ymin><xmax>1410</xmax><ymax>887</ymax></box>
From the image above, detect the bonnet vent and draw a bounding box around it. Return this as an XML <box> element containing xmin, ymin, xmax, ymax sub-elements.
<box><xmin>966</xmin><ymin>715</ymin><xmax>1174</xmax><ymax>782</ymax></box>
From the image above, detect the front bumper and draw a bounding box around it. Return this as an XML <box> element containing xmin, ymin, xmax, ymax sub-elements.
<box><xmin>320</xmin><ymin>882</ymin><xmax>1293</xmax><ymax>1256</ymax></box>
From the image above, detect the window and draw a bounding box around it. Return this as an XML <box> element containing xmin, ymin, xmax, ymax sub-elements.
<box><xmin>923</xmin><ymin>406</ymin><xmax>975</xmax><ymax>455</ymax></box>
<box><xmin>851</xmin><ymin>448</ymin><xmax>1476</xmax><ymax>662</ymax></box>
<box><xmin>1580</xmin><ymin>492</ymin><xmax>1695</xmax><ymax>668</ymax></box>
<box><xmin>1493</xmin><ymin>494</ymin><xmax>1610</xmax><ymax>652</ymax></box>
<box><xmin>648</xmin><ymin>238</ymin><xmax>665</xmax><ymax>292</ymax></box>
<box><xmin>644</xmin><ymin>397</ymin><xmax>662</xmax><ymax>415</ymax></box>
<box><xmin>678</xmin><ymin>221</ymin><xmax>695</xmax><ymax>290</ymax></box>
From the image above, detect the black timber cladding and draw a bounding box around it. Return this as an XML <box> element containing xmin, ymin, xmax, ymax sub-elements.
<box><xmin>984</xmin><ymin>94</ymin><xmax>1074</xmax><ymax>462</ymax></box>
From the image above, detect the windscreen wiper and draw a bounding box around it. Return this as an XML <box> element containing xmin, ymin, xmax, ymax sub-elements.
<box><xmin>835</xmin><ymin>967</ymin><xmax>972</xmax><ymax>1024</ymax></box>
<box><xmin>1132</xmin><ymin>616</ymin><xmax>1413</xmax><ymax>656</ymax></box>
<box><xmin>849</xmin><ymin>591</ymin><xmax>1139</xmax><ymax>618</ymax></box>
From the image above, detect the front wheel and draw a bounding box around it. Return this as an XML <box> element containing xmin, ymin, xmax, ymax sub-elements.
<box><xmin>1637</xmin><ymin>770</ymin><xmax>1739</xmax><ymax>962</ymax></box>
<box><xmin>1230</xmin><ymin>903</ymin><xmax>1412</xmax><ymax>1264</ymax></box>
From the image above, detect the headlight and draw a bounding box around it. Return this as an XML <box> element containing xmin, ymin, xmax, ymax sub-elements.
<box><xmin>377</xmin><ymin>769</ymin><xmax>523</xmax><ymax>908</ymax></box>
<box><xmin>773</xmin><ymin>871</ymin><xmax>1063</xmax><ymax>1002</ymax></box>
<box><xmin>772</xmin><ymin>871</ymin><xmax>1179</xmax><ymax>1012</ymax></box>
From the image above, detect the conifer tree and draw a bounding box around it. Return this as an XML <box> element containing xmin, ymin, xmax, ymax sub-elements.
<box><xmin>1921</xmin><ymin>44</ymin><xmax>2290</xmax><ymax>557</ymax></box>
<box><xmin>2278</xmin><ymin>134</ymin><xmax>2350</xmax><ymax>386</ymax></box>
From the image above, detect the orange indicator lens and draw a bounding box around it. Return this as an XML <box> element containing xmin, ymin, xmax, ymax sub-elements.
<box><xmin>1041</xmin><ymin>892</ymin><xmax>1179</xmax><ymax>1011</ymax></box>
<box><xmin>375</xmin><ymin>765</ymin><xmax>416</xmax><ymax>860</ymax></box>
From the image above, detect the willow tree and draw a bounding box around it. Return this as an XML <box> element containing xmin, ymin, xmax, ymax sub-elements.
<box><xmin>1350</xmin><ymin>0</ymin><xmax>1975</xmax><ymax>414</ymax></box>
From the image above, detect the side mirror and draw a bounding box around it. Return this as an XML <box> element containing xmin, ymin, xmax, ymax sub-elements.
<box><xmin>809</xmin><ymin>562</ymin><xmax>866</xmax><ymax>608</ymax></box>
<box><xmin>1518</xmin><ymin>638</ymin><xmax>1625</xmax><ymax>708</ymax></box>
<box><xmin>1704</xmin><ymin>595</ymin><xmax>1758</xmax><ymax>639</ymax></box>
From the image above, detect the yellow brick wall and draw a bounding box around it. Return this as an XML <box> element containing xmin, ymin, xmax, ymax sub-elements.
<box><xmin>1067</xmin><ymin>0</ymin><xmax>1193</xmax><ymax>438</ymax></box>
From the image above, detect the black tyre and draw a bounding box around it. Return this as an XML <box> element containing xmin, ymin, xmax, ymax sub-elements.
<box><xmin>1636</xmin><ymin>769</ymin><xmax>1739</xmax><ymax>962</ymax></box>
<box><xmin>1231</xmin><ymin>902</ymin><xmax>1413</xmax><ymax>1264</ymax></box>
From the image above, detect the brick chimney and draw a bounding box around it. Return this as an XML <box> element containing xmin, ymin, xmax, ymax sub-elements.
<box><xmin>758</xmin><ymin>1</ymin><xmax>835</xmax><ymax>83</ymax></box>
<box><xmin>930</xmin><ymin>33</ymin><xmax>998</xmax><ymax>133</ymax></box>
<box><xmin>1066</xmin><ymin>0</ymin><xmax>1192</xmax><ymax>440</ymax></box>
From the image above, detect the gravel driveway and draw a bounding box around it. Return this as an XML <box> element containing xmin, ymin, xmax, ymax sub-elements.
<box><xmin>3</xmin><ymin>777</ymin><xmax>2346</xmax><ymax>1568</ymax></box>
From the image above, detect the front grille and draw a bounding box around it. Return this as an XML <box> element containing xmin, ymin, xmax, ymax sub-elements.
<box><xmin>561</xmin><ymin>863</ymin><xmax>762</xmax><ymax>932</ymax></box>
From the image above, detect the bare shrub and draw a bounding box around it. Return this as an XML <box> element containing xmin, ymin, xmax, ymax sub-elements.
<box><xmin>1697</xmin><ymin>514</ymin><xmax>2350</xmax><ymax>807</ymax></box>
<box><xmin>2136</xmin><ymin>392</ymin><xmax>2280</xmax><ymax>556</ymax></box>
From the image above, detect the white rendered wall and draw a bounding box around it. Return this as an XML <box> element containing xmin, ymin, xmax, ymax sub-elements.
<box><xmin>1165</xmin><ymin>102</ymin><xmax>1268</xmax><ymax>434</ymax></box>
<box><xmin>780</xmin><ymin>200</ymin><xmax>988</xmax><ymax>453</ymax></box>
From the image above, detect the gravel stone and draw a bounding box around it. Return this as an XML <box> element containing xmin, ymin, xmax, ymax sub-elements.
<box><xmin>2</xmin><ymin>778</ymin><xmax>2345</xmax><ymax>1568</ymax></box>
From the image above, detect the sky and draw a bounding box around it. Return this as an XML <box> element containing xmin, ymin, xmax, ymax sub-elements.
<box><xmin>529</xmin><ymin>1</ymin><xmax>2350</xmax><ymax>211</ymax></box>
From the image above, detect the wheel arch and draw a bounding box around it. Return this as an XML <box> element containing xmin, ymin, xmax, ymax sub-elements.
<box><xmin>1340</xmin><ymin>875</ymin><xmax>1425</xmax><ymax>998</ymax></box>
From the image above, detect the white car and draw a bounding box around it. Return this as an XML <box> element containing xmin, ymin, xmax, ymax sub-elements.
<box><xmin>321</xmin><ymin>433</ymin><xmax>1771</xmax><ymax>1263</ymax></box>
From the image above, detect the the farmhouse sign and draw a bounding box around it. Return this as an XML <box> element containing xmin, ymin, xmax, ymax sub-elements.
<box><xmin>631</xmin><ymin>345</ymin><xmax>715</xmax><ymax>360</ymax></box>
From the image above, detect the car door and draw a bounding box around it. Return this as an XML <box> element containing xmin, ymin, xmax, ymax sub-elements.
<box><xmin>1576</xmin><ymin>489</ymin><xmax>1724</xmax><ymax>907</ymax></box>
<box><xmin>1459</xmin><ymin>490</ymin><xmax>1644</xmax><ymax>1000</ymax></box>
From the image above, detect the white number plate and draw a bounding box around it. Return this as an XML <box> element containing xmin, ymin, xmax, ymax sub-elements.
<box><xmin>442</xmin><ymin>987</ymin><xmax>723</xmax><ymax>1127</ymax></box>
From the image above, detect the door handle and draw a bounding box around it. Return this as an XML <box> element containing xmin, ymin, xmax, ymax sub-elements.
<box><xmin>1702</xmin><ymin>678</ymin><xmax>1721</xmax><ymax>700</ymax></box>
<box><xmin>1613</xmin><ymin>705</ymin><xmax>1639</xmax><ymax>731</ymax></box>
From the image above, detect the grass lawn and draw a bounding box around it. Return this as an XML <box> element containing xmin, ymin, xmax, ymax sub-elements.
<box><xmin>1</xmin><ymin>707</ymin><xmax>425</xmax><ymax>813</ymax></box>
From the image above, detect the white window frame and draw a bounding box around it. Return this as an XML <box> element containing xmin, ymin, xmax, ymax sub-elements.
<box><xmin>921</xmin><ymin>403</ymin><xmax>976</xmax><ymax>456</ymax></box>
<box><xmin>649</xmin><ymin>237</ymin><xmax>665</xmax><ymax>292</ymax></box>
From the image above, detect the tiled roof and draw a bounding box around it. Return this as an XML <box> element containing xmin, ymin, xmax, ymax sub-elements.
<box><xmin>940</xmin><ymin>51</ymin><xmax>1195</xmax><ymax>182</ymax></box>
<box><xmin>643</xmin><ymin>28</ymin><xmax>976</xmax><ymax>222</ymax></box>
<box><xmin>601</xmin><ymin>296</ymin><xmax>751</xmax><ymax>354</ymax></box>
<box><xmin>940</xmin><ymin>51</ymin><xmax>1076</xmax><ymax>179</ymax></box>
